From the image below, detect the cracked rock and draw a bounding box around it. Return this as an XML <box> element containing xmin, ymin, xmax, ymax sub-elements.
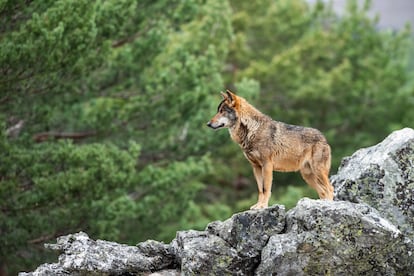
<box><xmin>256</xmin><ymin>198</ymin><xmax>413</xmax><ymax>275</ymax></box>
<box><xmin>331</xmin><ymin>127</ymin><xmax>414</xmax><ymax>240</ymax></box>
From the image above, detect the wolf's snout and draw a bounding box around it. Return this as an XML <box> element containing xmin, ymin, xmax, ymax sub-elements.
<box><xmin>207</xmin><ymin>121</ymin><xmax>225</xmax><ymax>129</ymax></box>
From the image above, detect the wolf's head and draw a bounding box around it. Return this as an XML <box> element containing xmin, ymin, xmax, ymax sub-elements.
<box><xmin>207</xmin><ymin>90</ymin><xmax>240</xmax><ymax>130</ymax></box>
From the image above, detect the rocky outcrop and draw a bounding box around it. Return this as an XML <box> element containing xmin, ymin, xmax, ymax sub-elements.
<box><xmin>257</xmin><ymin>199</ymin><xmax>413</xmax><ymax>275</ymax></box>
<box><xmin>21</xmin><ymin>128</ymin><xmax>414</xmax><ymax>275</ymax></box>
<box><xmin>332</xmin><ymin>127</ymin><xmax>414</xmax><ymax>240</ymax></box>
<box><xmin>21</xmin><ymin>200</ymin><xmax>413</xmax><ymax>276</ymax></box>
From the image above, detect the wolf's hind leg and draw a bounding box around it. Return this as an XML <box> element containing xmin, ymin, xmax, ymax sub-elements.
<box><xmin>313</xmin><ymin>170</ymin><xmax>334</xmax><ymax>200</ymax></box>
<box><xmin>302</xmin><ymin>143</ymin><xmax>334</xmax><ymax>200</ymax></box>
<box><xmin>315</xmin><ymin>166</ymin><xmax>334</xmax><ymax>200</ymax></box>
<box><xmin>300</xmin><ymin>167</ymin><xmax>326</xmax><ymax>199</ymax></box>
<box><xmin>300</xmin><ymin>162</ymin><xmax>333</xmax><ymax>200</ymax></box>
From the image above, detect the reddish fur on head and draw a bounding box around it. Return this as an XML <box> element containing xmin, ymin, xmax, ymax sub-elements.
<box><xmin>221</xmin><ymin>90</ymin><xmax>240</xmax><ymax>110</ymax></box>
<box><xmin>207</xmin><ymin>90</ymin><xmax>241</xmax><ymax>130</ymax></box>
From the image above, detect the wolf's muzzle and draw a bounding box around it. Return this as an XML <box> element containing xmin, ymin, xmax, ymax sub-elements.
<box><xmin>206</xmin><ymin>121</ymin><xmax>224</xmax><ymax>129</ymax></box>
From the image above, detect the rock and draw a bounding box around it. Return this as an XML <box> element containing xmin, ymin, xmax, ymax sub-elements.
<box><xmin>331</xmin><ymin>127</ymin><xmax>414</xmax><ymax>239</ymax></box>
<box><xmin>172</xmin><ymin>230</ymin><xmax>246</xmax><ymax>275</ymax></box>
<box><xmin>172</xmin><ymin>205</ymin><xmax>285</xmax><ymax>275</ymax></box>
<box><xmin>206</xmin><ymin>204</ymin><xmax>285</xmax><ymax>258</ymax></box>
<box><xmin>256</xmin><ymin>198</ymin><xmax>414</xmax><ymax>275</ymax></box>
<box><xmin>19</xmin><ymin>232</ymin><xmax>175</xmax><ymax>275</ymax></box>
<box><xmin>19</xmin><ymin>263</ymin><xmax>73</xmax><ymax>276</ymax></box>
<box><xmin>147</xmin><ymin>269</ymin><xmax>180</xmax><ymax>276</ymax></box>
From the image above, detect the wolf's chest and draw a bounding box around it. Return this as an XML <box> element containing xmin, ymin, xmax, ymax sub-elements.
<box><xmin>243</xmin><ymin>149</ymin><xmax>263</xmax><ymax>166</ymax></box>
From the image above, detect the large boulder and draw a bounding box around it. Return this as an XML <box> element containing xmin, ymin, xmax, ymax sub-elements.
<box><xmin>331</xmin><ymin>127</ymin><xmax>414</xmax><ymax>239</ymax></box>
<box><xmin>256</xmin><ymin>198</ymin><xmax>413</xmax><ymax>275</ymax></box>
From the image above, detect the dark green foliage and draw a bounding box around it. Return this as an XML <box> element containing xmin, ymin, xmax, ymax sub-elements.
<box><xmin>0</xmin><ymin>132</ymin><xmax>210</xmax><ymax>271</ymax></box>
<box><xmin>0</xmin><ymin>138</ymin><xmax>137</xmax><ymax>267</ymax></box>
<box><xmin>1</xmin><ymin>0</ymin><xmax>231</xmax><ymax>273</ymax></box>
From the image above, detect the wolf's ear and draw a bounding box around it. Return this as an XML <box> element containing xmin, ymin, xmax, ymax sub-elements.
<box><xmin>220</xmin><ymin>91</ymin><xmax>228</xmax><ymax>100</ymax></box>
<box><xmin>226</xmin><ymin>89</ymin><xmax>237</xmax><ymax>107</ymax></box>
<box><xmin>226</xmin><ymin>89</ymin><xmax>235</xmax><ymax>102</ymax></box>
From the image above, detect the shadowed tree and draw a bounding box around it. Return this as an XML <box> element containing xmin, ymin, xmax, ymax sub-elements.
<box><xmin>0</xmin><ymin>0</ymin><xmax>232</xmax><ymax>273</ymax></box>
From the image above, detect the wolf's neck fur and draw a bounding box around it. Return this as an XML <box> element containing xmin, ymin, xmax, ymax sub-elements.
<box><xmin>229</xmin><ymin>98</ymin><xmax>269</xmax><ymax>148</ymax></box>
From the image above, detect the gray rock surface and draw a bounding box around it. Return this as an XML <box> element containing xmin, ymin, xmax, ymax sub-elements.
<box><xmin>20</xmin><ymin>232</ymin><xmax>175</xmax><ymax>275</ymax></box>
<box><xmin>21</xmin><ymin>128</ymin><xmax>414</xmax><ymax>275</ymax></box>
<box><xmin>172</xmin><ymin>230</ymin><xmax>246</xmax><ymax>275</ymax></box>
<box><xmin>331</xmin><ymin>127</ymin><xmax>414</xmax><ymax>239</ymax></box>
<box><xmin>206</xmin><ymin>204</ymin><xmax>285</xmax><ymax>258</ymax></box>
<box><xmin>172</xmin><ymin>204</ymin><xmax>285</xmax><ymax>275</ymax></box>
<box><xmin>147</xmin><ymin>269</ymin><xmax>180</xmax><ymax>276</ymax></box>
<box><xmin>256</xmin><ymin>198</ymin><xmax>413</xmax><ymax>275</ymax></box>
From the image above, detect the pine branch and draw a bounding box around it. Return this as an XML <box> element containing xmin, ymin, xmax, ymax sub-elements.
<box><xmin>112</xmin><ymin>31</ymin><xmax>143</xmax><ymax>48</ymax></box>
<box><xmin>33</xmin><ymin>131</ymin><xmax>97</xmax><ymax>143</ymax></box>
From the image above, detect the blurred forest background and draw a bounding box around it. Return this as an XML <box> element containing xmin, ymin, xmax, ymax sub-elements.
<box><xmin>1</xmin><ymin>0</ymin><xmax>413</xmax><ymax>274</ymax></box>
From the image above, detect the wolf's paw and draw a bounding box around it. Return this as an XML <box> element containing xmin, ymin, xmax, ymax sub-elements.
<box><xmin>250</xmin><ymin>202</ymin><xmax>268</xmax><ymax>210</ymax></box>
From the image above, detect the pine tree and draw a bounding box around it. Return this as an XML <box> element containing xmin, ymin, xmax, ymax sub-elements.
<box><xmin>0</xmin><ymin>0</ymin><xmax>232</xmax><ymax>273</ymax></box>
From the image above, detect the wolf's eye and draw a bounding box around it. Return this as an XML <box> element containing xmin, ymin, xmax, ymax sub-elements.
<box><xmin>217</xmin><ymin>100</ymin><xmax>225</xmax><ymax>112</ymax></box>
<box><xmin>223</xmin><ymin>105</ymin><xmax>233</xmax><ymax>113</ymax></box>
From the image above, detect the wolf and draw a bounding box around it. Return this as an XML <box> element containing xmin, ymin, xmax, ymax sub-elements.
<box><xmin>207</xmin><ymin>90</ymin><xmax>334</xmax><ymax>209</ymax></box>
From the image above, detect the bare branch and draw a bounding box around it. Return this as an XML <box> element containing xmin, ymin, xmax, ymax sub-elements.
<box><xmin>6</xmin><ymin>120</ymin><xmax>24</xmax><ymax>138</ymax></box>
<box><xmin>33</xmin><ymin>131</ymin><xmax>97</xmax><ymax>143</ymax></box>
<box><xmin>112</xmin><ymin>31</ymin><xmax>143</xmax><ymax>48</ymax></box>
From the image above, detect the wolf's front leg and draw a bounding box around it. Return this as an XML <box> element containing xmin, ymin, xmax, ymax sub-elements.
<box><xmin>250</xmin><ymin>163</ymin><xmax>272</xmax><ymax>209</ymax></box>
<box><xmin>250</xmin><ymin>165</ymin><xmax>265</xmax><ymax>210</ymax></box>
<box><xmin>261</xmin><ymin>162</ymin><xmax>273</xmax><ymax>208</ymax></box>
